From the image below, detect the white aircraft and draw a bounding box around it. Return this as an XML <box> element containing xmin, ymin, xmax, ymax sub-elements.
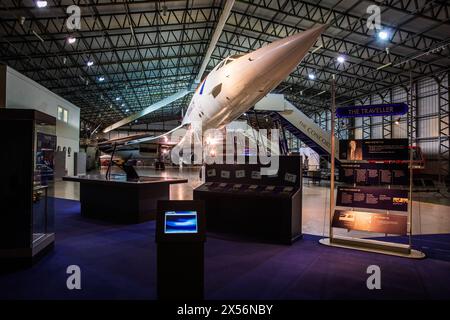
<box><xmin>99</xmin><ymin>24</ymin><xmax>327</xmax><ymax>158</ymax></box>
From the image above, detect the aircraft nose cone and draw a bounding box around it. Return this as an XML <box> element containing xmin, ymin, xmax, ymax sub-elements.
<box><xmin>291</xmin><ymin>24</ymin><xmax>327</xmax><ymax>50</ymax></box>
<box><xmin>268</xmin><ymin>24</ymin><xmax>327</xmax><ymax>68</ymax></box>
<box><xmin>249</xmin><ymin>24</ymin><xmax>327</xmax><ymax>82</ymax></box>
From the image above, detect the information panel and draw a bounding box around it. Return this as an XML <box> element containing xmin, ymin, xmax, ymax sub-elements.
<box><xmin>339</xmin><ymin>139</ymin><xmax>409</xmax><ymax>161</ymax></box>
<box><xmin>332</xmin><ymin>209</ymin><xmax>407</xmax><ymax>235</ymax></box>
<box><xmin>336</xmin><ymin>186</ymin><xmax>408</xmax><ymax>212</ymax></box>
<box><xmin>339</xmin><ymin>163</ymin><xmax>409</xmax><ymax>185</ymax></box>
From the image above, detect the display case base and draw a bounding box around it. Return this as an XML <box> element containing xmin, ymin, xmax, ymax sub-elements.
<box><xmin>0</xmin><ymin>234</ymin><xmax>55</xmax><ymax>269</ymax></box>
<box><xmin>319</xmin><ymin>236</ymin><xmax>425</xmax><ymax>259</ymax></box>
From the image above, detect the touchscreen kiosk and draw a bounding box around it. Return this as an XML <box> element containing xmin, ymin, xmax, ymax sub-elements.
<box><xmin>164</xmin><ymin>211</ymin><xmax>198</xmax><ymax>234</ymax></box>
<box><xmin>156</xmin><ymin>200</ymin><xmax>205</xmax><ymax>300</ymax></box>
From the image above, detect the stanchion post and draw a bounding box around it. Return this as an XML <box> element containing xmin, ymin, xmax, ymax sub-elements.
<box><xmin>408</xmin><ymin>72</ymin><xmax>414</xmax><ymax>250</ymax></box>
<box><xmin>329</xmin><ymin>75</ymin><xmax>336</xmax><ymax>241</ymax></box>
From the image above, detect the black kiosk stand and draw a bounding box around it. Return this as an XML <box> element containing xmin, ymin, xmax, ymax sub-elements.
<box><xmin>156</xmin><ymin>200</ymin><xmax>206</xmax><ymax>300</ymax></box>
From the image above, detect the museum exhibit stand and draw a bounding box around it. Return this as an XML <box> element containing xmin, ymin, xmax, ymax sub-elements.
<box><xmin>320</xmin><ymin>99</ymin><xmax>425</xmax><ymax>258</ymax></box>
<box><xmin>63</xmin><ymin>175</ymin><xmax>188</xmax><ymax>224</ymax></box>
<box><xmin>156</xmin><ymin>200</ymin><xmax>206</xmax><ymax>300</ymax></box>
<box><xmin>0</xmin><ymin>109</ymin><xmax>56</xmax><ymax>265</ymax></box>
<box><xmin>194</xmin><ymin>155</ymin><xmax>302</xmax><ymax>244</ymax></box>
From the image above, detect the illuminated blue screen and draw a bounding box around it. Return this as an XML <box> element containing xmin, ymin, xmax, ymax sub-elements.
<box><xmin>164</xmin><ymin>211</ymin><xmax>198</xmax><ymax>234</ymax></box>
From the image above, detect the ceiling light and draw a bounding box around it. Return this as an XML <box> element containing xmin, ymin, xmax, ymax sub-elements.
<box><xmin>125</xmin><ymin>109</ymin><xmax>130</xmax><ymax>113</ymax></box>
<box><xmin>67</xmin><ymin>36</ymin><xmax>76</xmax><ymax>44</ymax></box>
<box><xmin>87</xmin><ymin>61</ymin><xmax>94</xmax><ymax>67</ymax></box>
<box><xmin>115</xmin><ymin>97</ymin><xmax>121</xmax><ymax>101</ymax></box>
<box><xmin>394</xmin><ymin>118</ymin><xmax>401</xmax><ymax>125</ymax></box>
<box><xmin>98</xmin><ymin>76</ymin><xmax>105</xmax><ymax>82</ymax></box>
<box><xmin>36</xmin><ymin>1</ymin><xmax>47</xmax><ymax>8</ymax></box>
<box><xmin>337</xmin><ymin>55</ymin><xmax>345</xmax><ymax>63</ymax></box>
<box><xmin>121</xmin><ymin>103</ymin><xmax>125</xmax><ymax>107</ymax></box>
<box><xmin>378</xmin><ymin>30</ymin><xmax>389</xmax><ymax>41</ymax></box>
<box><xmin>308</xmin><ymin>74</ymin><xmax>315</xmax><ymax>80</ymax></box>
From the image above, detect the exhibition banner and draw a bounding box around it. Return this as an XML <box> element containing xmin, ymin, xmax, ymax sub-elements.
<box><xmin>332</xmin><ymin>209</ymin><xmax>407</xmax><ymax>235</ymax></box>
<box><xmin>336</xmin><ymin>186</ymin><xmax>408</xmax><ymax>211</ymax></box>
<box><xmin>339</xmin><ymin>139</ymin><xmax>409</xmax><ymax>161</ymax></box>
<box><xmin>339</xmin><ymin>163</ymin><xmax>409</xmax><ymax>185</ymax></box>
<box><xmin>336</xmin><ymin>103</ymin><xmax>408</xmax><ymax>118</ymax></box>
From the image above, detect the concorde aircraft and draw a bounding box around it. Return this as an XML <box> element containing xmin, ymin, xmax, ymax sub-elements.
<box><xmin>98</xmin><ymin>24</ymin><xmax>327</xmax><ymax>158</ymax></box>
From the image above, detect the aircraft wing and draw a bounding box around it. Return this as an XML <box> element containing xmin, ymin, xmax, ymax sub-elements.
<box><xmin>97</xmin><ymin>123</ymin><xmax>191</xmax><ymax>155</ymax></box>
<box><xmin>122</xmin><ymin>123</ymin><xmax>190</xmax><ymax>146</ymax></box>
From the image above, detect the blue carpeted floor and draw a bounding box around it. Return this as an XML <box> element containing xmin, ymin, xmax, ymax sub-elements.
<box><xmin>1</xmin><ymin>198</ymin><xmax>449</xmax><ymax>300</ymax></box>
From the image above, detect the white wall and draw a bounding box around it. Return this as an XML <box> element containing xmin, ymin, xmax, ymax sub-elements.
<box><xmin>3</xmin><ymin>66</ymin><xmax>80</xmax><ymax>175</ymax></box>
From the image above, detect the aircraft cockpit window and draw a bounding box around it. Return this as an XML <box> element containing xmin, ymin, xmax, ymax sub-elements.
<box><xmin>211</xmin><ymin>83</ymin><xmax>222</xmax><ymax>98</ymax></box>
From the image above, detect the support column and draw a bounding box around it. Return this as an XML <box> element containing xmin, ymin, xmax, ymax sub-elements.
<box><xmin>437</xmin><ymin>72</ymin><xmax>449</xmax><ymax>181</ymax></box>
<box><xmin>381</xmin><ymin>89</ymin><xmax>393</xmax><ymax>139</ymax></box>
<box><xmin>362</xmin><ymin>96</ymin><xmax>372</xmax><ymax>140</ymax></box>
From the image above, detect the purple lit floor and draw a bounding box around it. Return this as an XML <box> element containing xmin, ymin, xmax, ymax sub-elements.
<box><xmin>0</xmin><ymin>198</ymin><xmax>449</xmax><ymax>300</ymax></box>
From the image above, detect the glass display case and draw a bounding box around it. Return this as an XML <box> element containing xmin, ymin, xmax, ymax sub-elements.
<box><xmin>0</xmin><ymin>109</ymin><xmax>56</xmax><ymax>265</ymax></box>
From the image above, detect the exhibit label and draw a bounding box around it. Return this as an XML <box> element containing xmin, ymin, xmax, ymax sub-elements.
<box><xmin>336</xmin><ymin>103</ymin><xmax>408</xmax><ymax>118</ymax></box>
<box><xmin>339</xmin><ymin>163</ymin><xmax>409</xmax><ymax>185</ymax></box>
<box><xmin>332</xmin><ymin>209</ymin><xmax>407</xmax><ymax>235</ymax></box>
<box><xmin>336</xmin><ymin>186</ymin><xmax>408</xmax><ymax>211</ymax></box>
<box><xmin>339</xmin><ymin>139</ymin><xmax>409</xmax><ymax>161</ymax></box>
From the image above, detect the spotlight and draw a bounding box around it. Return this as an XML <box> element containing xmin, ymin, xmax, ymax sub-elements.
<box><xmin>67</xmin><ymin>36</ymin><xmax>76</xmax><ymax>44</ymax></box>
<box><xmin>337</xmin><ymin>55</ymin><xmax>345</xmax><ymax>63</ymax></box>
<box><xmin>87</xmin><ymin>61</ymin><xmax>94</xmax><ymax>67</ymax></box>
<box><xmin>308</xmin><ymin>74</ymin><xmax>315</xmax><ymax>80</ymax></box>
<box><xmin>125</xmin><ymin>109</ymin><xmax>129</xmax><ymax>113</ymax></box>
<box><xmin>36</xmin><ymin>1</ymin><xmax>47</xmax><ymax>8</ymax></box>
<box><xmin>98</xmin><ymin>76</ymin><xmax>105</xmax><ymax>82</ymax></box>
<box><xmin>121</xmin><ymin>103</ymin><xmax>125</xmax><ymax>107</ymax></box>
<box><xmin>115</xmin><ymin>97</ymin><xmax>121</xmax><ymax>101</ymax></box>
<box><xmin>394</xmin><ymin>118</ymin><xmax>401</xmax><ymax>125</ymax></box>
<box><xmin>378</xmin><ymin>30</ymin><xmax>389</xmax><ymax>41</ymax></box>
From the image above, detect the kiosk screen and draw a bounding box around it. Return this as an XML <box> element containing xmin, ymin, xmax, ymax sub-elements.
<box><xmin>164</xmin><ymin>211</ymin><xmax>198</xmax><ymax>234</ymax></box>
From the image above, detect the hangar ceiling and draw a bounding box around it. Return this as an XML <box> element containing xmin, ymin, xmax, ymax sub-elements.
<box><xmin>1</xmin><ymin>0</ymin><xmax>449</xmax><ymax>130</ymax></box>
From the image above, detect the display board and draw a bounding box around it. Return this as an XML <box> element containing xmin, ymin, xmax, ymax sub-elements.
<box><xmin>204</xmin><ymin>156</ymin><xmax>301</xmax><ymax>188</ymax></box>
<box><xmin>194</xmin><ymin>156</ymin><xmax>302</xmax><ymax>244</ymax></box>
<box><xmin>336</xmin><ymin>186</ymin><xmax>408</xmax><ymax>211</ymax></box>
<box><xmin>339</xmin><ymin>139</ymin><xmax>409</xmax><ymax>161</ymax></box>
<box><xmin>339</xmin><ymin>162</ymin><xmax>409</xmax><ymax>185</ymax></box>
<box><xmin>332</xmin><ymin>209</ymin><xmax>407</xmax><ymax>235</ymax></box>
<box><xmin>322</xmin><ymin>99</ymin><xmax>424</xmax><ymax>258</ymax></box>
